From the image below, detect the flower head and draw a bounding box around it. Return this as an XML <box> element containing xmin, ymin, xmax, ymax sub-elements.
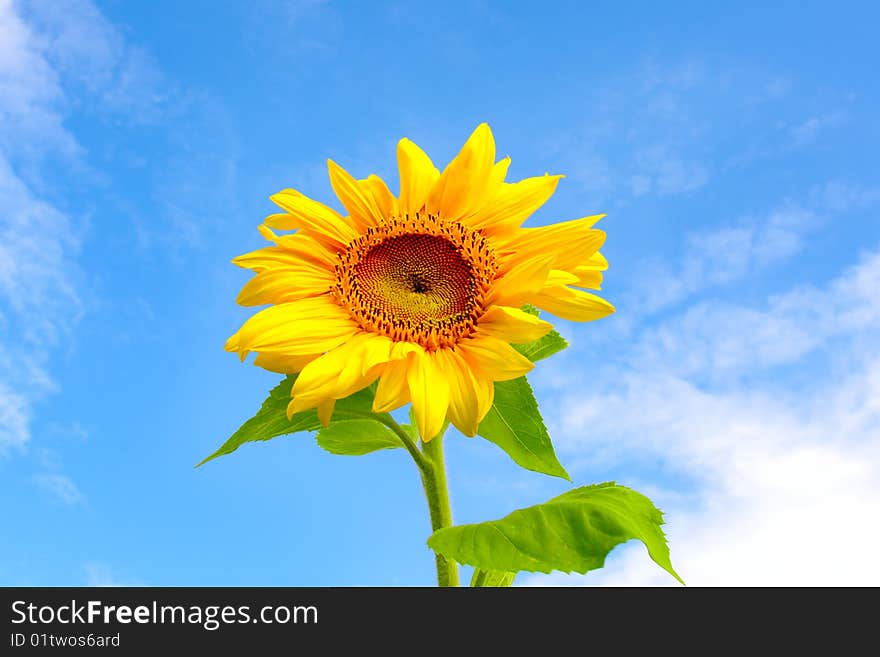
<box><xmin>226</xmin><ymin>124</ymin><xmax>613</xmax><ymax>440</ymax></box>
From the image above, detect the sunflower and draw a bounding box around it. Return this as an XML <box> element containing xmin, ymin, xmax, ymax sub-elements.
<box><xmin>225</xmin><ymin>124</ymin><xmax>613</xmax><ymax>441</ymax></box>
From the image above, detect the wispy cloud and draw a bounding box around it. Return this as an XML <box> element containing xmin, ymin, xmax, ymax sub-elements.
<box><xmin>788</xmin><ymin>112</ymin><xmax>845</xmax><ymax>147</ymax></box>
<box><xmin>20</xmin><ymin>0</ymin><xmax>171</xmax><ymax>124</ymax></box>
<box><xmin>0</xmin><ymin>1</ymin><xmax>83</xmax><ymax>451</ymax></box>
<box><xmin>632</xmin><ymin>250</ymin><xmax>880</xmax><ymax>381</ymax></box>
<box><xmin>0</xmin><ymin>385</ymin><xmax>29</xmax><ymax>452</ymax></box>
<box><xmin>629</xmin><ymin>144</ymin><xmax>709</xmax><ymax>197</ymax></box>
<box><xmin>811</xmin><ymin>180</ymin><xmax>880</xmax><ymax>213</ymax></box>
<box><xmin>33</xmin><ymin>473</ymin><xmax>86</xmax><ymax>506</ymax></box>
<box><xmin>0</xmin><ymin>0</ymin><xmax>168</xmax><ymax>455</ymax></box>
<box><xmin>545</xmin><ymin>57</ymin><xmax>856</xmax><ymax>207</ymax></box>
<box><xmin>625</xmin><ymin>177</ymin><xmax>880</xmax><ymax>317</ymax></box>
<box><xmin>626</xmin><ymin>202</ymin><xmax>815</xmax><ymax>316</ymax></box>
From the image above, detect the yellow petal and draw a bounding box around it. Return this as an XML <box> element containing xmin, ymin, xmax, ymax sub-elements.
<box><xmin>232</xmin><ymin>246</ymin><xmax>312</xmax><ymax>272</ymax></box>
<box><xmin>476</xmin><ymin>305</ymin><xmax>553</xmax><ymax>344</ymax></box>
<box><xmin>435</xmin><ymin>348</ymin><xmax>483</xmax><ymax>437</ymax></box>
<box><xmin>533</xmin><ymin>286</ymin><xmax>616</xmax><ymax>322</ymax></box>
<box><xmin>497</xmin><ymin>217</ymin><xmax>606</xmax><ymax>274</ymax></box>
<box><xmin>546</xmin><ymin>269</ymin><xmax>580</xmax><ymax>287</ymax></box>
<box><xmin>407</xmin><ymin>350</ymin><xmax>450</xmax><ymax>442</ymax></box>
<box><xmin>335</xmin><ymin>333</ymin><xmax>394</xmax><ymax>393</ymax></box>
<box><xmin>397</xmin><ymin>138</ymin><xmax>440</xmax><ymax>216</ymax></box>
<box><xmin>468</xmin><ymin>156</ymin><xmax>511</xmax><ymax>220</ymax></box>
<box><xmin>587</xmin><ymin>251</ymin><xmax>609</xmax><ymax>270</ymax></box>
<box><xmin>490</xmin><ymin>157</ymin><xmax>511</xmax><ymax>187</ymax></box>
<box><xmin>390</xmin><ymin>340</ymin><xmax>422</xmax><ymax>360</ymax></box>
<box><xmin>474</xmin><ymin>375</ymin><xmax>494</xmax><ymax>423</ymax></box>
<box><xmin>327</xmin><ymin>159</ymin><xmax>384</xmax><ymax>230</ymax></box>
<box><xmin>317</xmin><ymin>399</ymin><xmax>336</xmax><ymax>427</ymax></box>
<box><xmin>562</xmin><ymin>253</ymin><xmax>607</xmax><ymax>288</ymax></box>
<box><xmin>253</xmin><ymin>352</ymin><xmax>320</xmax><ymax>374</ymax></box>
<box><xmin>235</xmin><ymin>266</ymin><xmax>332</xmax><ymax>306</ymax></box>
<box><xmin>224</xmin><ymin>333</ymin><xmax>242</xmax><ymax>357</ymax></box>
<box><xmin>254</xmin><ymin>227</ymin><xmax>339</xmax><ymax>267</ymax></box>
<box><xmin>426</xmin><ymin>123</ymin><xmax>496</xmax><ymax>220</ymax></box>
<box><xmin>457</xmin><ymin>334</ymin><xmax>534</xmax><ymax>382</ymax></box>
<box><xmin>268</xmin><ymin>188</ymin><xmax>358</xmax><ymax>246</ymax></box>
<box><xmin>487</xmin><ymin>254</ymin><xmax>554</xmax><ymax>307</ymax></box>
<box><xmin>230</xmin><ymin>296</ymin><xmax>358</xmax><ymax>357</ymax></box>
<box><xmin>569</xmin><ymin>266</ymin><xmax>604</xmax><ymax>290</ymax></box>
<box><xmin>372</xmin><ymin>356</ymin><xmax>412</xmax><ymax>413</ymax></box>
<box><xmin>466</xmin><ymin>174</ymin><xmax>563</xmax><ymax>234</ymax></box>
<box><xmin>361</xmin><ymin>174</ymin><xmax>397</xmax><ymax>219</ymax></box>
<box><xmin>290</xmin><ymin>333</ymin><xmax>390</xmax><ymax>408</ymax></box>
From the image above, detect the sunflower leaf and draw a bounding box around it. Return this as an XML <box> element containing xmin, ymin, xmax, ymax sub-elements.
<box><xmin>470</xmin><ymin>570</ymin><xmax>516</xmax><ymax>587</ymax></box>
<box><xmin>513</xmin><ymin>332</ymin><xmax>567</xmax><ymax>362</ymax></box>
<box><xmin>198</xmin><ymin>375</ymin><xmax>377</xmax><ymax>466</ymax></box>
<box><xmin>515</xmin><ymin>305</ymin><xmax>568</xmax><ymax>362</ymax></box>
<box><xmin>475</xmin><ymin>306</ymin><xmax>569</xmax><ymax>477</ymax></box>
<box><xmin>428</xmin><ymin>482</ymin><xmax>684</xmax><ymax>584</ymax></box>
<box><xmin>476</xmin><ymin>376</ymin><xmax>570</xmax><ymax>480</ymax></box>
<box><xmin>316</xmin><ymin>419</ymin><xmax>402</xmax><ymax>456</ymax></box>
<box><xmin>198</xmin><ymin>375</ymin><xmax>316</xmax><ymax>467</ymax></box>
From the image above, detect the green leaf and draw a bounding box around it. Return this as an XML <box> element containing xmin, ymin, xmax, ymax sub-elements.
<box><xmin>514</xmin><ymin>331</ymin><xmax>567</xmax><ymax>362</ymax></box>
<box><xmin>470</xmin><ymin>570</ymin><xmax>516</xmax><ymax>587</ymax></box>
<box><xmin>316</xmin><ymin>419</ymin><xmax>401</xmax><ymax>456</ymax></box>
<box><xmin>428</xmin><ymin>482</ymin><xmax>684</xmax><ymax>584</ymax></box>
<box><xmin>197</xmin><ymin>375</ymin><xmax>318</xmax><ymax>467</ymax></box>
<box><xmin>473</xmin><ymin>305</ymin><xmax>569</xmax><ymax>478</ymax></box>
<box><xmin>198</xmin><ymin>376</ymin><xmax>378</xmax><ymax>467</ymax></box>
<box><xmin>514</xmin><ymin>305</ymin><xmax>568</xmax><ymax>363</ymax></box>
<box><xmin>476</xmin><ymin>376</ymin><xmax>570</xmax><ymax>480</ymax></box>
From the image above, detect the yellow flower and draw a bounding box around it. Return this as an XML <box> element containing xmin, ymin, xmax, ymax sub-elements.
<box><xmin>226</xmin><ymin>124</ymin><xmax>614</xmax><ymax>441</ymax></box>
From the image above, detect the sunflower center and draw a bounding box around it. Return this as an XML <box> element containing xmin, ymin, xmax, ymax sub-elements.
<box><xmin>408</xmin><ymin>273</ymin><xmax>430</xmax><ymax>294</ymax></box>
<box><xmin>333</xmin><ymin>213</ymin><xmax>498</xmax><ymax>349</ymax></box>
<box><xmin>356</xmin><ymin>233</ymin><xmax>474</xmax><ymax>322</ymax></box>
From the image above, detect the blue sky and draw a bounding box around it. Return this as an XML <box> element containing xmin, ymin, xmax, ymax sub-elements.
<box><xmin>1</xmin><ymin>0</ymin><xmax>878</xmax><ymax>586</ymax></box>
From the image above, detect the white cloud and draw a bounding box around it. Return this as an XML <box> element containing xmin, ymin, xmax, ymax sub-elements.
<box><xmin>0</xmin><ymin>0</ymin><xmax>82</xmax><ymax>450</ymax></box>
<box><xmin>626</xmin><ymin>175</ymin><xmax>880</xmax><ymax>319</ymax></box>
<box><xmin>83</xmin><ymin>562</ymin><xmax>128</xmax><ymax>587</ymax></box>
<box><xmin>526</xmin><ymin>249</ymin><xmax>880</xmax><ymax>586</ymax></box>
<box><xmin>0</xmin><ymin>0</ymin><xmax>78</xmax><ymax>163</ymax></box>
<box><xmin>789</xmin><ymin>112</ymin><xmax>845</xmax><ymax>147</ymax></box>
<box><xmin>552</xmin><ymin>58</ymin><xmax>858</xmax><ymax>206</ymax></box>
<box><xmin>33</xmin><ymin>473</ymin><xmax>86</xmax><ymax>505</ymax></box>
<box><xmin>812</xmin><ymin>180</ymin><xmax>880</xmax><ymax>214</ymax></box>
<box><xmin>630</xmin><ymin>202</ymin><xmax>817</xmax><ymax>315</ymax></box>
<box><xmin>568</xmin><ymin>152</ymin><xmax>614</xmax><ymax>197</ymax></box>
<box><xmin>641</xmin><ymin>58</ymin><xmax>705</xmax><ymax>95</ymax></box>
<box><xmin>18</xmin><ymin>0</ymin><xmax>170</xmax><ymax>123</ymax></box>
<box><xmin>630</xmin><ymin>144</ymin><xmax>709</xmax><ymax>197</ymax></box>
<box><xmin>632</xmin><ymin>250</ymin><xmax>880</xmax><ymax>381</ymax></box>
<box><xmin>0</xmin><ymin>385</ymin><xmax>29</xmax><ymax>451</ymax></box>
<box><xmin>0</xmin><ymin>0</ymin><xmax>165</xmax><ymax>459</ymax></box>
<box><xmin>0</xmin><ymin>154</ymin><xmax>82</xmax><ymax>349</ymax></box>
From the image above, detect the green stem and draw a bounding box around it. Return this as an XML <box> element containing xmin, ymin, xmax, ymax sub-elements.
<box><xmin>378</xmin><ymin>414</ymin><xmax>459</xmax><ymax>587</ymax></box>
<box><xmin>374</xmin><ymin>413</ymin><xmax>429</xmax><ymax>471</ymax></box>
<box><xmin>419</xmin><ymin>431</ymin><xmax>459</xmax><ymax>587</ymax></box>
